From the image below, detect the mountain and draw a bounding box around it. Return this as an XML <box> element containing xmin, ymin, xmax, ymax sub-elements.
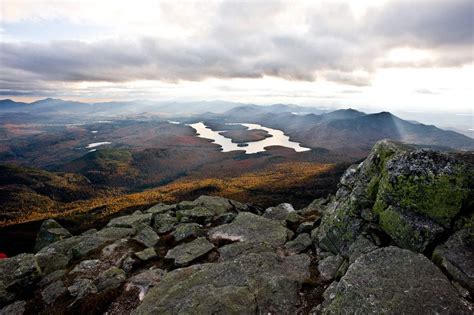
<box><xmin>0</xmin><ymin>140</ymin><xmax>471</xmax><ymax>313</ymax></box>
<box><xmin>296</xmin><ymin>111</ymin><xmax>474</xmax><ymax>152</ymax></box>
<box><xmin>0</xmin><ymin>164</ymin><xmax>111</xmax><ymax>223</ymax></box>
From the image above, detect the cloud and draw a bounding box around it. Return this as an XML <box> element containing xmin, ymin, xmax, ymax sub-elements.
<box><xmin>0</xmin><ymin>0</ymin><xmax>472</xmax><ymax>97</ymax></box>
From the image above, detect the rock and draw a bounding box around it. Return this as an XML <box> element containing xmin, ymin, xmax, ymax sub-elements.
<box><xmin>145</xmin><ymin>203</ymin><xmax>176</xmax><ymax>214</ymax></box>
<box><xmin>432</xmin><ymin>228</ymin><xmax>474</xmax><ymax>292</ymax></box>
<box><xmin>285</xmin><ymin>233</ymin><xmax>312</xmax><ymax>253</ymax></box>
<box><xmin>318</xmin><ymin>255</ymin><xmax>343</xmax><ymax>282</ymax></box>
<box><xmin>70</xmin><ymin>234</ymin><xmax>108</xmax><ymax>259</ymax></box>
<box><xmin>152</xmin><ymin>213</ymin><xmax>178</xmax><ymax>234</ymax></box>
<box><xmin>70</xmin><ymin>259</ymin><xmax>102</xmax><ymax>274</ymax></box>
<box><xmin>133</xmin><ymin>226</ymin><xmax>160</xmax><ymax>247</ymax></box>
<box><xmin>176</xmin><ymin>207</ymin><xmax>215</xmax><ymax>224</ymax></box>
<box><xmin>218</xmin><ymin>242</ymin><xmax>274</xmax><ymax>260</ymax></box>
<box><xmin>107</xmin><ymin>213</ymin><xmax>152</xmax><ymax>229</ymax></box>
<box><xmin>0</xmin><ymin>300</ymin><xmax>26</xmax><ymax>315</ymax></box>
<box><xmin>347</xmin><ymin>235</ymin><xmax>378</xmax><ymax>264</ymax></box>
<box><xmin>209</xmin><ymin>212</ymin><xmax>291</xmax><ymax>247</ymax></box>
<box><xmin>95</xmin><ymin>267</ymin><xmax>126</xmax><ymax>291</ymax></box>
<box><xmin>96</xmin><ymin>227</ymin><xmax>136</xmax><ymax>240</ymax></box>
<box><xmin>179</xmin><ymin>195</ymin><xmax>247</xmax><ymax>213</ymax></box>
<box><xmin>316</xmin><ymin>140</ymin><xmax>411</xmax><ymax>255</ymax></box>
<box><xmin>134</xmin><ymin>248</ymin><xmax>157</xmax><ymax>261</ymax></box>
<box><xmin>122</xmin><ymin>256</ymin><xmax>135</xmax><ymax>273</ymax></box>
<box><xmin>35</xmin><ymin>248</ymin><xmax>70</xmax><ymax>275</ymax></box>
<box><xmin>299</xmin><ymin>198</ymin><xmax>327</xmax><ymax>215</ymax></box>
<box><xmin>171</xmin><ymin>223</ymin><xmax>202</xmax><ymax>242</ymax></box>
<box><xmin>214</xmin><ymin>212</ymin><xmax>237</xmax><ymax>225</ymax></box>
<box><xmin>125</xmin><ymin>269</ymin><xmax>166</xmax><ymax>301</ymax></box>
<box><xmin>38</xmin><ymin>269</ymin><xmax>66</xmax><ymax>287</ymax></box>
<box><xmin>323</xmin><ymin>247</ymin><xmax>471</xmax><ymax>314</ymax></box>
<box><xmin>263</xmin><ymin>203</ymin><xmax>295</xmax><ymax>221</ymax></box>
<box><xmin>296</xmin><ymin>221</ymin><xmax>314</xmax><ymax>234</ymax></box>
<box><xmin>165</xmin><ymin>237</ymin><xmax>214</xmax><ymax>266</ymax></box>
<box><xmin>34</xmin><ymin>219</ymin><xmax>72</xmax><ymax>252</ymax></box>
<box><xmin>0</xmin><ymin>281</ymin><xmax>15</xmax><ymax>305</ymax></box>
<box><xmin>134</xmin><ymin>252</ymin><xmax>310</xmax><ymax>314</ymax></box>
<box><xmin>286</xmin><ymin>211</ymin><xmax>304</xmax><ymax>225</ymax></box>
<box><xmin>378</xmin><ymin>205</ymin><xmax>445</xmax><ymax>252</ymax></box>
<box><xmin>0</xmin><ymin>254</ymin><xmax>42</xmax><ymax>294</ymax></box>
<box><xmin>41</xmin><ymin>280</ymin><xmax>66</xmax><ymax>304</ymax></box>
<box><xmin>68</xmin><ymin>278</ymin><xmax>97</xmax><ymax>299</ymax></box>
<box><xmin>374</xmin><ymin>150</ymin><xmax>471</xmax><ymax>228</ymax></box>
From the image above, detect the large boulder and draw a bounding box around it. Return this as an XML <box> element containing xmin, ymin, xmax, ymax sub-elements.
<box><xmin>374</xmin><ymin>149</ymin><xmax>472</xmax><ymax>252</ymax></box>
<box><xmin>317</xmin><ymin>140</ymin><xmax>473</xmax><ymax>255</ymax></box>
<box><xmin>34</xmin><ymin>219</ymin><xmax>72</xmax><ymax>252</ymax></box>
<box><xmin>317</xmin><ymin>140</ymin><xmax>408</xmax><ymax>255</ymax></box>
<box><xmin>323</xmin><ymin>247</ymin><xmax>471</xmax><ymax>314</ymax></box>
<box><xmin>133</xmin><ymin>252</ymin><xmax>310</xmax><ymax>314</ymax></box>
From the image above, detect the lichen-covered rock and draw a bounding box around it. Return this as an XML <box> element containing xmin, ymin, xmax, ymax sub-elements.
<box><xmin>152</xmin><ymin>213</ymin><xmax>177</xmax><ymax>234</ymax></box>
<box><xmin>432</xmin><ymin>228</ymin><xmax>474</xmax><ymax>292</ymax></box>
<box><xmin>70</xmin><ymin>234</ymin><xmax>108</xmax><ymax>259</ymax></box>
<box><xmin>318</xmin><ymin>255</ymin><xmax>344</xmax><ymax>282</ymax></box>
<box><xmin>176</xmin><ymin>207</ymin><xmax>215</xmax><ymax>224</ymax></box>
<box><xmin>317</xmin><ymin>140</ymin><xmax>409</xmax><ymax>255</ymax></box>
<box><xmin>209</xmin><ymin>212</ymin><xmax>291</xmax><ymax>247</ymax></box>
<box><xmin>135</xmin><ymin>248</ymin><xmax>157</xmax><ymax>261</ymax></box>
<box><xmin>0</xmin><ymin>254</ymin><xmax>42</xmax><ymax>295</ymax></box>
<box><xmin>178</xmin><ymin>195</ymin><xmax>248</xmax><ymax>214</ymax></box>
<box><xmin>218</xmin><ymin>242</ymin><xmax>274</xmax><ymax>260</ymax></box>
<box><xmin>107</xmin><ymin>212</ymin><xmax>152</xmax><ymax>229</ymax></box>
<box><xmin>171</xmin><ymin>223</ymin><xmax>203</xmax><ymax>242</ymax></box>
<box><xmin>373</xmin><ymin>149</ymin><xmax>472</xmax><ymax>252</ymax></box>
<box><xmin>41</xmin><ymin>280</ymin><xmax>66</xmax><ymax>304</ymax></box>
<box><xmin>378</xmin><ymin>205</ymin><xmax>444</xmax><ymax>252</ymax></box>
<box><xmin>374</xmin><ymin>150</ymin><xmax>471</xmax><ymax>227</ymax></box>
<box><xmin>95</xmin><ymin>267</ymin><xmax>126</xmax><ymax>291</ymax></box>
<box><xmin>263</xmin><ymin>203</ymin><xmax>295</xmax><ymax>221</ymax></box>
<box><xmin>165</xmin><ymin>237</ymin><xmax>214</xmax><ymax>267</ymax></box>
<box><xmin>323</xmin><ymin>247</ymin><xmax>471</xmax><ymax>314</ymax></box>
<box><xmin>145</xmin><ymin>203</ymin><xmax>176</xmax><ymax>214</ymax></box>
<box><xmin>133</xmin><ymin>252</ymin><xmax>310</xmax><ymax>314</ymax></box>
<box><xmin>133</xmin><ymin>226</ymin><xmax>159</xmax><ymax>248</ymax></box>
<box><xmin>96</xmin><ymin>227</ymin><xmax>136</xmax><ymax>240</ymax></box>
<box><xmin>317</xmin><ymin>140</ymin><xmax>473</xmax><ymax>255</ymax></box>
<box><xmin>34</xmin><ymin>219</ymin><xmax>72</xmax><ymax>252</ymax></box>
<box><xmin>285</xmin><ymin>233</ymin><xmax>312</xmax><ymax>253</ymax></box>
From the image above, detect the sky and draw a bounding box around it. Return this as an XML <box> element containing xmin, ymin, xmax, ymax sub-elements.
<box><xmin>0</xmin><ymin>0</ymin><xmax>473</xmax><ymax>114</ymax></box>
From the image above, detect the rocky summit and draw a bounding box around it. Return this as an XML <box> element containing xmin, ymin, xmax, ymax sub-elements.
<box><xmin>0</xmin><ymin>140</ymin><xmax>473</xmax><ymax>314</ymax></box>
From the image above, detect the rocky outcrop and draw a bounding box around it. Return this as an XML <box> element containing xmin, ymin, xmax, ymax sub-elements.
<box><xmin>317</xmin><ymin>140</ymin><xmax>473</xmax><ymax>255</ymax></box>
<box><xmin>1</xmin><ymin>141</ymin><xmax>472</xmax><ymax>314</ymax></box>
<box><xmin>322</xmin><ymin>247</ymin><xmax>471</xmax><ymax>313</ymax></box>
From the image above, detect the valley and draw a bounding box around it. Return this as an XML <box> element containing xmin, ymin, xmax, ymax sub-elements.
<box><xmin>0</xmin><ymin>98</ymin><xmax>473</xmax><ymax>253</ymax></box>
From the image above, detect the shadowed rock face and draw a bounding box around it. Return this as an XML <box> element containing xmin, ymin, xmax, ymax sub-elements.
<box><xmin>1</xmin><ymin>142</ymin><xmax>473</xmax><ymax>314</ymax></box>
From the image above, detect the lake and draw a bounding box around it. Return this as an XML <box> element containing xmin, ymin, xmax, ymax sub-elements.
<box><xmin>188</xmin><ymin>122</ymin><xmax>310</xmax><ymax>154</ymax></box>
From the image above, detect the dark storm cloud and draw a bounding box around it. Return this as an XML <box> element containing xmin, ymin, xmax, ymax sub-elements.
<box><xmin>1</xmin><ymin>0</ymin><xmax>472</xmax><ymax>95</ymax></box>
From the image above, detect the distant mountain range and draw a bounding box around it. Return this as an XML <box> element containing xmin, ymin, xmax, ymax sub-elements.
<box><xmin>1</xmin><ymin>98</ymin><xmax>473</xmax><ymax>152</ymax></box>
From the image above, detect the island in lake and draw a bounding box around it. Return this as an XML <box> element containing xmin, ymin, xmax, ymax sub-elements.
<box><xmin>220</xmin><ymin>128</ymin><xmax>273</xmax><ymax>143</ymax></box>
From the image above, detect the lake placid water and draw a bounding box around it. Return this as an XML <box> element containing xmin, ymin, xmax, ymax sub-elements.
<box><xmin>188</xmin><ymin>122</ymin><xmax>311</xmax><ymax>154</ymax></box>
<box><xmin>86</xmin><ymin>142</ymin><xmax>112</xmax><ymax>149</ymax></box>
